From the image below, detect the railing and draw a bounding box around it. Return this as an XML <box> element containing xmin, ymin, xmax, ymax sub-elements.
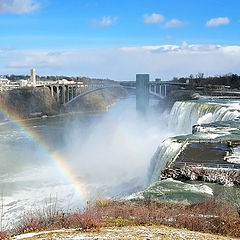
<box><xmin>173</xmin><ymin>162</ymin><xmax>240</xmax><ymax>170</ymax></box>
<box><xmin>189</xmin><ymin>138</ymin><xmax>240</xmax><ymax>146</ymax></box>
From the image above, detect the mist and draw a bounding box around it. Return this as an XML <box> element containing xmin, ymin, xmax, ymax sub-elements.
<box><xmin>60</xmin><ymin>96</ymin><xmax>172</xmax><ymax>198</ymax></box>
<box><xmin>0</xmin><ymin>94</ymin><xmax>177</xmax><ymax>227</ymax></box>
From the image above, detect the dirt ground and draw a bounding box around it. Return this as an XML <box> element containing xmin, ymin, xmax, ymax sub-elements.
<box><xmin>12</xmin><ymin>225</ymin><xmax>238</xmax><ymax>240</ymax></box>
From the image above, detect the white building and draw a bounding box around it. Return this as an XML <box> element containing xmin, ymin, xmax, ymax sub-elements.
<box><xmin>0</xmin><ymin>76</ymin><xmax>10</xmax><ymax>85</ymax></box>
<box><xmin>0</xmin><ymin>76</ymin><xmax>10</xmax><ymax>91</ymax></box>
<box><xmin>30</xmin><ymin>68</ymin><xmax>36</xmax><ymax>86</ymax></box>
<box><xmin>19</xmin><ymin>79</ymin><xmax>28</xmax><ymax>87</ymax></box>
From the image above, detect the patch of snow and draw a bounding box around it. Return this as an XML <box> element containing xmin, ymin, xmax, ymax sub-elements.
<box><xmin>226</xmin><ymin>146</ymin><xmax>240</xmax><ymax>164</ymax></box>
<box><xmin>13</xmin><ymin>229</ymin><xmax>79</xmax><ymax>240</ymax></box>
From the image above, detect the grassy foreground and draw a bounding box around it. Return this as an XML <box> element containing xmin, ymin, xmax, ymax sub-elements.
<box><xmin>2</xmin><ymin>197</ymin><xmax>240</xmax><ymax>239</ymax></box>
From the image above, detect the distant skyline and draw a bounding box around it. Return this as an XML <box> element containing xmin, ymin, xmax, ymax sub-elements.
<box><xmin>1</xmin><ymin>0</ymin><xmax>240</xmax><ymax>80</ymax></box>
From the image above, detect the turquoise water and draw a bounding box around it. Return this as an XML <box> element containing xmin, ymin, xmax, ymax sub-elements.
<box><xmin>135</xmin><ymin>178</ymin><xmax>240</xmax><ymax>204</ymax></box>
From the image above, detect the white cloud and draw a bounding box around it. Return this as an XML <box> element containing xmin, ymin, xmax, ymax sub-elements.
<box><xmin>164</xmin><ymin>19</ymin><xmax>187</xmax><ymax>28</ymax></box>
<box><xmin>206</xmin><ymin>17</ymin><xmax>230</xmax><ymax>27</ymax></box>
<box><xmin>3</xmin><ymin>44</ymin><xmax>240</xmax><ymax>80</ymax></box>
<box><xmin>92</xmin><ymin>16</ymin><xmax>117</xmax><ymax>29</ymax></box>
<box><xmin>0</xmin><ymin>0</ymin><xmax>39</xmax><ymax>14</ymax></box>
<box><xmin>143</xmin><ymin>13</ymin><xmax>165</xmax><ymax>24</ymax></box>
<box><xmin>7</xmin><ymin>51</ymin><xmax>68</xmax><ymax>68</ymax></box>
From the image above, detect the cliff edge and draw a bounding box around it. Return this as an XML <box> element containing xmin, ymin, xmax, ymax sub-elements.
<box><xmin>0</xmin><ymin>87</ymin><xmax>59</xmax><ymax>119</ymax></box>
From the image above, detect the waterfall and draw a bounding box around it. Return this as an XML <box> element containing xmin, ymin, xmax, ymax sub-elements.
<box><xmin>148</xmin><ymin>138</ymin><xmax>183</xmax><ymax>183</ymax></box>
<box><xmin>169</xmin><ymin>101</ymin><xmax>240</xmax><ymax>134</ymax></box>
<box><xmin>148</xmin><ymin>100</ymin><xmax>240</xmax><ymax>183</ymax></box>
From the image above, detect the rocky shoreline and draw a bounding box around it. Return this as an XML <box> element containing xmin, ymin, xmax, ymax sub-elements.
<box><xmin>162</xmin><ymin>166</ymin><xmax>240</xmax><ymax>186</ymax></box>
<box><xmin>155</xmin><ymin>136</ymin><xmax>240</xmax><ymax>186</ymax></box>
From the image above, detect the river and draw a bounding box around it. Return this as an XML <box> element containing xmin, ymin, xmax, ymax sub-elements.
<box><xmin>1</xmin><ymin>94</ymin><xmax>240</xmax><ymax>228</ymax></box>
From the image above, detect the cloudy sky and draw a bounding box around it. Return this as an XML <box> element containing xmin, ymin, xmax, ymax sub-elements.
<box><xmin>1</xmin><ymin>0</ymin><xmax>240</xmax><ymax>80</ymax></box>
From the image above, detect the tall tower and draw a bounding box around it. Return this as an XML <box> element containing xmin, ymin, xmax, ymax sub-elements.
<box><xmin>136</xmin><ymin>74</ymin><xmax>149</xmax><ymax>113</ymax></box>
<box><xmin>30</xmin><ymin>68</ymin><xmax>36</xmax><ymax>86</ymax></box>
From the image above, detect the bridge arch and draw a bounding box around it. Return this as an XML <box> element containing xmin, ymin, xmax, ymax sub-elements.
<box><xmin>64</xmin><ymin>85</ymin><xmax>123</xmax><ymax>107</ymax></box>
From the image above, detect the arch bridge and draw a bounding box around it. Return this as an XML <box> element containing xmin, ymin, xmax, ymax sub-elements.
<box><xmin>37</xmin><ymin>82</ymin><xmax>122</xmax><ymax>105</ymax></box>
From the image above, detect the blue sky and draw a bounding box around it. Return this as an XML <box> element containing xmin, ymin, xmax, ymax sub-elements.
<box><xmin>1</xmin><ymin>0</ymin><xmax>240</xmax><ymax>79</ymax></box>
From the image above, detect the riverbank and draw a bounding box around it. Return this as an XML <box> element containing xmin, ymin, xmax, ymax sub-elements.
<box><xmin>0</xmin><ymin>87</ymin><xmax>127</xmax><ymax>120</ymax></box>
<box><xmin>0</xmin><ymin>87</ymin><xmax>59</xmax><ymax>119</ymax></box>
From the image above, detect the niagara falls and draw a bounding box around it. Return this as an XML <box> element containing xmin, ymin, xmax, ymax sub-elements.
<box><xmin>1</xmin><ymin>0</ymin><xmax>240</xmax><ymax>239</ymax></box>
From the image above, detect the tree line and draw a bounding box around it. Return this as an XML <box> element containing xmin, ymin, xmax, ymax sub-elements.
<box><xmin>173</xmin><ymin>73</ymin><xmax>240</xmax><ymax>89</ymax></box>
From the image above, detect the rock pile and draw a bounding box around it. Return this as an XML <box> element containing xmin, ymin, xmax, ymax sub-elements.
<box><xmin>180</xmin><ymin>166</ymin><xmax>240</xmax><ymax>185</ymax></box>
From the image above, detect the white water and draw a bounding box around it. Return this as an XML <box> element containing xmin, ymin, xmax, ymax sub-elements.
<box><xmin>148</xmin><ymin>138</ymin><xmax>183</xmax><ymax>183</ymax></box>
<box><xmin>226</xmin><ymin>146</ymin><xmax>240</xmax><ymax>164</ymax></box>
<box><xmin>169</xmin><ymin>101</ymin><xmax>240</xmax><ymax>134</ymax></box>
<box><xmin>149</xmin><ymin>99</ymin><xmax>240</xmax><ymax>183</ymax></box>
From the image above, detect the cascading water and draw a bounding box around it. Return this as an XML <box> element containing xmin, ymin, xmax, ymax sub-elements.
<box><xmin>169</xmin><ymin>101</ymin><xmax>240</xmax><ymax>134</ymax></box>
<box><xmin>148</xmin><ymin>99</ymin><xmax>240</xmax><ymax>183</ymax></box>
<box><xmin>148</xmin><ymin>138</ymin><xmax>183</xmax><ymax>183</ymax></box>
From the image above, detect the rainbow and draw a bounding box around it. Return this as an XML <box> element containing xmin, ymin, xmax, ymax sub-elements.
<box><xmin>0</xmin><ymin>104</ymin><xmax>88</xmax><ymax>202</ymax></box>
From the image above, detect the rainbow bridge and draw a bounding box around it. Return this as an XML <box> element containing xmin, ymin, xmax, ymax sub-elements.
<box><xmin>40</xmin><ymin>82</ymin><xmax>123</xmax><ymax>105</ymax></box>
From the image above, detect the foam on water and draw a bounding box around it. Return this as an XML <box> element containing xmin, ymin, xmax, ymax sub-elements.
<box><xmin>128</xmin><ymin>178</ymin><xmax>213</xmax><ymax>203</ymax></box>
<box><xmin>0</xmin><ymin>163</ymin><xmax>89</xmax><ymax>229</ymax></box>
<box><xmin>2</xmin><ymin>183</ymin><xmax>79</xmax><ymax>229</ymax></box>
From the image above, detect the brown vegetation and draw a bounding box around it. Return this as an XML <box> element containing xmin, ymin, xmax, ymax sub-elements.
<box><xmin>2</xmin><ymin>197</ymin><xmax>239</xmax><ymax>239</ymax></box>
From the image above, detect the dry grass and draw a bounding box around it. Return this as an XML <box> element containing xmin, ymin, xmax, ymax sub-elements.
<box><xmin>5</xmin><ymin>197</ymin><xmax>240</xmax><ymax>239</ymax></box>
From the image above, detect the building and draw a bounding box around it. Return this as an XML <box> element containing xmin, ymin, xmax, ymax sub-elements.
<box><xmin>0</xmin><ymin>76</ymin><xmax>10</xmax><ymax>91</ymax></box>
<box><xmin>19</xmin><ymin>79</ymin><xmax>28</xmax><ymax>87</ymax></box>
<box><xmin>30</xmin><ymin>68</ymin><xmax>36</xmax><ymax>86</ymax></box>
